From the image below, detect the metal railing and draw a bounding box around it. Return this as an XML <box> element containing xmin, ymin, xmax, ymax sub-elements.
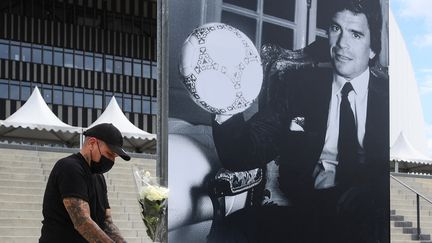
<box><xmin>391</xmin><ymin>175</ymin><xmax>432</xmax><ymax>240</ymax></box>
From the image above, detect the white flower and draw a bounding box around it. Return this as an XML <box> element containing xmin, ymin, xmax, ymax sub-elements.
<box><xmin>140</xmin><ymin>185</ymin><xmax>169</xmax><ymax>201</ymax></box>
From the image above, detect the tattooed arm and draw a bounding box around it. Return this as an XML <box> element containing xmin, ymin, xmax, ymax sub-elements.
<box><xmin>103</xmin><ymin>209</ymin><xmax>127</xmax><ymax>243</ymax></box>
<box><xmin>63</xmin><ymin>197</ymin><xmax>114</xmax><ymax>243</ymax></box>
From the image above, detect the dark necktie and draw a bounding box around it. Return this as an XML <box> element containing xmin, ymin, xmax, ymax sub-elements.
<box><xmin>336</xmin><ymin>82</ymin><xmax>359</xmax><ymax>183</ymax></box>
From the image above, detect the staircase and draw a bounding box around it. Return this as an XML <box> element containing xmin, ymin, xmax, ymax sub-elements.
<box><xmin>0</xmin><ymin>147</ymin><xmax>155</xmax><ymax>243</ymax></box>
<box><xmin>391</xmin><ymin>174</ymin><xmax>432</xmax><ymax>243</ymax></box>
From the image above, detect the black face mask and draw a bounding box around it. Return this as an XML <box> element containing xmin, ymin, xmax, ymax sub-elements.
<box><xmin>90</xmin><ymin>142</ymin><xmax>114</xmax><ymax>174</ymax></box>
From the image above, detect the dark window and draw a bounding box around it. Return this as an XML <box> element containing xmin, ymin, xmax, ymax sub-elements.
<box><xmin>223</xmin><ymin>0</ymin><xmax>257</xmax><ymax>10</ymax></box>
<box><xmin>32</xmin><ymin>48</ymin><xmax>42</xmax><ymax>63</ymax></box>
<box><xmin>74</xmin><ymin>52</ymin><xmax>84</xmax><ymax>69</ymax></box>
<box><xmin>53</xmin><ymin>89</ymin><xmax>62</xmax><ymax>105</ymax></box>
<box><xmin>0</xmin><ymin>80</ymin><xmax>8</xmax><ymax>98</ymax></box>
<box><xmin>262</xmin><ymin>22</ymin><xmax>293</xmax><ymax>50</ymax></box>
<box><xmin>11</xmin><ymin>45</ymin><xmax>20</xmax><ymax>61</ymax></box>
<box><xmin>105</xmin><ymin>92</ymin><xmax>113</xmax><ymax>108</ymax></box>
<box><xmin>85</xmin><ymin>53</ymin><xmax>94</xmax><ymax>70</ymax></box>
<box><xmin>221</xmin><ymin>11</ymin><xmax>256</xmax><ymax>43</ymax></box>
<box><xmin>43</xmin><ymin>48</ymin><xmax>53</xmax><ymax>65</ymax></box>
<box><xmin>133</xmin><ymin>60</ymin><xmax>141</xmax><ymax>77</ymax></box>
<box><xmin>263</xmin><ymin>0</ymin><xmax>295</xmax><ymax>21</ymax></box>
<box><xmin>54</xmin><ymin>49</ymin><xmax>63</xmax><ymax>66</ymax></box>
<box><xmin>0</xmin><ymin>43</ymin><xmax>8</xmax><ymax>59</ymax></box>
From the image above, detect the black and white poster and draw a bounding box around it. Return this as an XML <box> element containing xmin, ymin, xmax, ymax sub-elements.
<box><xmin>166</xmin><ymin>0</ymin><xmax>389</xmax><ymax>242</ymax></box>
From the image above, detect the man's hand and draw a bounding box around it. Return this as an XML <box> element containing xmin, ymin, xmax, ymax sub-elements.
<box><xmin>103</xmin><ymin>209</ymin><xmax>127</xmax><ymax>243</ymax></box>
<box><xmin>63</xmin><ymin>197</ymin><xmax>114</xmax><ymax>243</ymax></box>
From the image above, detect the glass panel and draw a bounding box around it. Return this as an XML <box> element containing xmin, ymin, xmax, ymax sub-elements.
<box><xmin>43</xmin><ymin>88</ymin><xmax>52</xmax><ymax>103</ymax></box>
<box><xmin>124</xmin><ymin>96</ymin><xmax>132</xmax><ymax>112</ymax></box>
<box><xmin>53</xmin><ymin>89</ymin><xmax>62</xmax><ymax>105</ymax></box>
<box><xmin>221</xmin><ymin>11</ymin><xmax>256</xmax><ymax>43</ymax></box>
<box><xmin>43</xmin><ymin>49</ymin><xmax>53</xmax><ymax>65</ymax></box>
<box><xmin>74</xmin><ymin>93</ymin><xmax>83</xmax><ymax>107</ymax></box>
<box><xmin>95</xmin><ymin>57</ymin><xmax>103</xmax><ymax>72</ymax></box>
<box><xmin>143</xmin><ymin>97</ymin><xmax>151</xmax><ymax>114</ymax></box>
<box><xmin>64</xmin><ymin>91</ymin><xmax>73</xmax><ymax>106</ymax></box>
<box><xmin>114</xmin><ymin>95</ymin><xmax>123</xmax><ymax>109</ymax></box>
<box><xmin>262</xmin><ymin>22</ymin><xmax>293</xmax><ymax>50</ymax></box>
<box><xmin>124</xmin><ymin>59</ymin><xmax>132</xmax><ymax>76</ymax></box>
<box><xmin>133</xmin><ymin>97</ymin><xmax>141</xmax><ymax>113</ymax></box>
<box><xmin>54</xmin><ymin>50</ymin><xmax>63</xmax><ymax>66</ymax></box>
<box><xmin>223</xmin><ymin>0</ymin><xmax>257</xmax><ymax>10</ymax></box>
<box><xmin>0</xmin><ymin>43</ymin><xmax>8</xmax><ymax>59</ymax></box>
<box><xmin>263</xmin><ymin>0</ymin><xmax>295</xmax><ymax>21</ymax></box>
<box><xmin>94</xmin><ymin>94</ymin><xmax>102</xmax><ymax>109</ymax></box>
<box><xmin>133</xmin><ymin>61</ymin><xmax>141</xmax><ymax>77</ymax></box>
<box><xmin>20</xmin><ymin>85</ymin><xmax>31</xmax><ymax>100</ymax></box>
<box><xmin>151</xmin><ymin>97</ymin><xmax>158</xmax><ymax>115</ymax></box>
<box><xmin>32</xmin><ymin>48</ymin><xmax>42</xmax><ymax>63</ymax></box>
<box><xmin>21</xmin><ymin>47</ymin><xmax>31</xmax><ymax>62</ymax></box>
<box><xmin>0</xmin><ymin>81</ymin><xmax>8</xmax><ymax>99</ymax></box>
<box><xmin>85</xmin><ymin>53</ymin><xmax>94</xmax><ymax>70</ymax></box>
<box><xmin>84</xmin><ymin>92</ymin><xmax>93</xmax><ymax>108</ymax></box>
<box><xmin>105</xmin><ymin>57</ymin><xmax>113</xmax><ymax>73</ymax></box>
<box><xmin>151</xmin><ymin>64</ymin><xmax>157</xmax><ymax>79</ymax></box>
<box><xmin>74</xmin><ymin>53</ymin><xmax>83</xmax><ymax>69</ymax></box>
<box><xmin>11</xmin><ymin>45</ymin><xmax>20</xmax><ymax>61</ymax></box>
<box><xmin>114</xmin><ymin>59</ymin><xmax>122</xmax><ymax>74</ymax></box>
<box><xmin>143</xmin><ymin>61</ymin><xmax>151</xmax><ymax>78</ymax></box>
<box><xmin>10</xmin><ymin>85</ymin><xmax>20</xmax><ymax>100</ymax></box>
<box><xmin>64</xmin><ymin>52</ymin><xmax>73</xmax><ymax>68</ymax></box>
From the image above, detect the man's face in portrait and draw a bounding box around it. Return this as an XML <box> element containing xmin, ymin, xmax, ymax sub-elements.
<box><xmin>329</xmin><ymin>10</ymin><xmax>375</xmax><ymax>80</ymax></box>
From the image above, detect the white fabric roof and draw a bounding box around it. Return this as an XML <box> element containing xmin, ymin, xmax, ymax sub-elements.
<box><xmin>86</xmin><ymin>97</ymin><xmax>156</xmax><ymax>152</ymax></box>
<box><xmin>389</xmin><ymin>10</ymin><xmax>430</xmax><ymax>158</ymax></box>
<box><xmin>0</xmin><ymin>87</ymin><xmax>81</xmax><ymax>146</ymax></box>
<box><xmin>391</xmin><ymin>132</ymin><xmax>432</xmax><ymax>164</ymax></box>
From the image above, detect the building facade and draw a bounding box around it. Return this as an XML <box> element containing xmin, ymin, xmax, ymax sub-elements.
<box><xmin>0</xmin><ymin>0</ymin><xmax>157</xmax><ymax>133</ymax></box>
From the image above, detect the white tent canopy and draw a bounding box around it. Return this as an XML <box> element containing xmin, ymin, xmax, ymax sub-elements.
<box><xmin>86</xmin><ymin>97</ymin><xmax>156</xmax><ymax>153</ymax></box>
<box><xmin>391</xmin><ymin>132</ymin><xmax>432</xmax><ymax>165</ymax></box>
<box><xmin>0</xmin><ymin>87</ymin><xmax>81</xmax><ymax>146</ymax></box>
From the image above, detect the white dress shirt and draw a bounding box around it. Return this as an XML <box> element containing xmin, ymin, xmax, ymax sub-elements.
<box><xmin>313</xmin><ymin>68</ymin><xmax>369</xmax><ymax>189</ymax></box>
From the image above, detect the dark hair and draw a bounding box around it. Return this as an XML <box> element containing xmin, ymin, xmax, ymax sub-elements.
<box><xmin>327</xmin><ymin>0</ymin><xmax>382</xmax><ymax>57</ymax></box>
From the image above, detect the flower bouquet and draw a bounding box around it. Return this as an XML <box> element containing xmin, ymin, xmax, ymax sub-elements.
<box><xmin>133</xmin><ymin>166</ymin><xmax>169</xmax><ymax>242</ymax></box>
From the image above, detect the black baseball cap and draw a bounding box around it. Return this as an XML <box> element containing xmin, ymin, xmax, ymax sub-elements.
<box><xmin>83</xmin><ymin>123</ymin><xmax>131</xmax><ymax>161</ymax></box>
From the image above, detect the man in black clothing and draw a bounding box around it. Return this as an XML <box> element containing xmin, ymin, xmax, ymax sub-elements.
<box><xmin>212</xmin><ymin>0</ymin><xmax>388</xmax><ymax>242</ymax></box>
<box><xmin>40</xmin><ymin>123</ymin><xmax>131</xmax><ymax>243</ymax></box>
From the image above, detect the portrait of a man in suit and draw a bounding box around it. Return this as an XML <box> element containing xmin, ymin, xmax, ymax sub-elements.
<box><xmin>211</xmin><ymin>0</ymin><xmax>389</xmax><ymax>242</ymax></box>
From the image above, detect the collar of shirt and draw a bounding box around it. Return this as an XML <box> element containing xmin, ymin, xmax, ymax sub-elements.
<box><xmin>332</xmin><ymin>67</ymin><xmax>370</xmax><ymax>98</ymax></box>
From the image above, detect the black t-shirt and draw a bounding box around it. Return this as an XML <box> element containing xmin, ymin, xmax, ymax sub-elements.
<box><xmin>39</xmin><ymin>153</ymin><xmax>110</xmax><ymax>243</ymax></box>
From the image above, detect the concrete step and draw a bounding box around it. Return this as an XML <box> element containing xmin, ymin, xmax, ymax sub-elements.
<box><xmin>0</xmin><ymin>209</ymin><xmax>42</xmax><ymax>219</ymax></box>
<box><xmin>0</xmin><ymin>236</ymin><xmax>40</xmax><ymax>243</ymax></box>
<box><xmin>0</xmin><ymin>218</ymin><xmax>42</xmax><ymax>227</ymax></box>
<box><xmin>0</xmin><ymin>186</ymin><xmax>44</xmax><ymax>195</ymax></box>
<box><xmin>0</xmin><ymin>179</ymin><xmax>46</xmax><ymax>188</ymax></box>
<box><xmin>0</xmin><ymin>172</ymin><xmax>46</xmax><ymax>181</ymax></box>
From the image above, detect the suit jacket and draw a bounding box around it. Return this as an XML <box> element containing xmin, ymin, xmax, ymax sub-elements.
<box><xmin>212</xmin><ymin>67</ymin><xmax>389</xmax><ymax>207</ymax></box>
